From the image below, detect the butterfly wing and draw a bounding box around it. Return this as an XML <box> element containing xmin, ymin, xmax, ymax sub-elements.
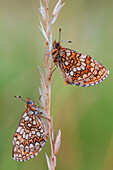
<box><xmin>58</xmin><ymin>48</ymin><xmax>109</xmax><ymax>87</ymax></box>
<box><xmin>12</xmin><ymin>109</ymin><xmax>47</xmax><ymax>161</ymax></box>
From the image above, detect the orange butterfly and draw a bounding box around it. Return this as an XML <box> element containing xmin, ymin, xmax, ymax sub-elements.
<box><xmin>12</xmin><ymin>96</ymin><xmax>48</xmax><ymax>161</ymax></box>
<box><xmin>51</xmin><ymin>29</ymin><xmax>109</xmax><ymax>87</ymax></box>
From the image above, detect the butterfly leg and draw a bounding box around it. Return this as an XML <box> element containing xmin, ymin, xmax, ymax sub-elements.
<box><xmin>35</xmin><ymin>96</ymin><xmax>48</xmax><ymax>111</ymax></box>
<box><xmin>48</xmin><ymin>60</ymin><xmax>59</xmax><ymax>80</ymax></box>
<box><xmin>49</xmin><ymin>59</ymin><xmax>60</xmax><ymax>77</ymax></box>
<box><xmin>40</xmin><ymin>115</ymin><xmax>51</xmax><ymax>122</ymax></box>
<box><xmin>51</xmin><ymin>59</ymin><xmax>60</xmax><ymax>70</ymax></box>
<box><xmin>51</xmin><ymin>64</ymin><xmax>58</xmax><ymax>76</ymax></box>
<box><xmin>35</xmin><ymin>110</ymin><xmax>51</xmax><ymax>121</ymax></box>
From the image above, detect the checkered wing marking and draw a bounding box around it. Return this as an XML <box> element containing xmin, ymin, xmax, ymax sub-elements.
<box><xmin>12</xmin><ymin>109</ymin><xmax>47</xmax><ymax>161</ymax></box>
<box><xmin>59</xmin><ymin>48</ymin><xmax>109</xmax><ymax>87</ymax></box>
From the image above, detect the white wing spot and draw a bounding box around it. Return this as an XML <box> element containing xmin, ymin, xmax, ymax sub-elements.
<box><xmin>73</xmin><ymin>67</ymin><xmax>77</xmax><ymax>72</ymax></box>
<box><xmin>16</xmin><ymin>140</ymin><xmax>19</xmax><ymax>145</ymax></box>
<box><xmin>25</xmin><ymin>116</ymin><xmax>29</xmax><ymax>121</ymax></box>
<box><xmin>66</xmin><ymin>56</ymin><xmax>69</xmax><ymax>60</ymax></box>
<box><xmin>40</xmin><ymin>129</ymin><xmax>43</xmax><ymax>133</ymax></box>
<box><xmin>35</xmin><ymin>152</ymin><xmax>38</xmax><ymax>156</ymax></box>
<box><xmin>13</xmin><ymin>137</ymin><xmax>16</xmax><ymax>142</ymax></box>
<box><xmin>26</xmin><ymin>153</ymin><xmax>29</xmax><ymax>157</ymax></box>
<box><xmin>28</xmin><ymin>110</ymin><xmax>33</xmax><ymax>114</ymax></box>
<box><xmin>91</xmin><ymin>68</ymin><xmax>94</xmax><ymax>72</ymax></box>
<box><xmin>16</xmin><ymin>154</ymin><xmax>18</xmax><ymax>157</ymax></box>
<box><xmin>35</xmin><ymin>142</ymin><xmax>39</xmax><ymax>147</ymax></box>
<box><xmin>85</xmin><ymin>84</ymin><xmax>90</xmax><ymax>87</ymax></box>
<box><xmin>78</xmin><ymin>77</ymin><xmax>82</xmax><ymax>80</ymax></box>
<box><xmin>20</xmin><ymin>144</ymin><xmax>24</xmax><ymax>148</ymax></box>
<box><xmin>36</xmin><ymin>132</ymin><xmax>40</xmax><ymax>137</ymax></box>
<box><xmin>90</xmin><ymin>83</ymin><xmax>94</xmax><ymax>86</ymax></box>
<box><xmin>25</xmin><ymin>145</ymin><xmax>29</xmax><ymax>150</ymax></box>
<box><xmin>23</xmin><ymin>113</ymin><xmax>27</xmax><ymax>118</ymax></box>
<box><xmin>18</xmin><ymin>154</ymin><xmax>21</xmax><ymax>158</ymax></box>
<box><xmin>30</xmin><ymin>143</ymin><xmax>34</xmax><ymax>148</ymax></box>
<box><xmin>26</xmin><ymin>134</ymin><xmax>28</xmax><ymax>140</ymax></box>
<box><xmin>67</xmin><ymin>53</ymin><xmax>71</xmax><ymax>57</ymax></box>
<box><xmin>30</xmin><ymin>155</ymin><xmax>34</xmax><ymax>159</ymax></box>
<box><xmin>23</xmin><ymin>132</ymin><xmax>26</xmax><ymax>138</ymax></box>
<box><xmin>88</xmin><ymin>72</ymin><xmax>92</xmax><ymax>76</ymax></box>
<box><xmin>81</xmin><ymin>55</ymin><xmax>87</xmax><ymax>59</ymax></box>
<box><xmin>91</xmin><ymin>63</ymin><xmax>95</xmax><ymax>67</ymax></box>
<box><xmin>80</xmin><ymin>58</ymin><xmax>85</xmax><ymax>62</ymax></box>
<box><xmin>91</xmin><ymin>59</ymin><xmax>94</xmax><ymax>62</ymax></box>
<box><xmin>81</xmin><ymin>65</ymin><xmax>85</xmax><ymax>70</ymax></box>
<box><xmin>65</xmin><ymin>61</ymin><xmax>69</xmax><ymax>66</ymax></box>
<box><xmin>33</xmin><ymin>120</ymin><xmax>36</xmax><ymax>125</ymax></box>
<box><xmin>28</xmin><ymin>123</ymin><xmax>32</xmax><ymax>127</ymax></box>
<box><xmin>29</xmin><ymin>118</ymin><xmax>32</xmax><ymax>122</ymax></box>
<box><xmin>66</xmin><ymin>50</ymin><xmax>71</xmax><ymax>57</ymax></box>
<box><xmin>77</xmin><ymin>67</ymin><xmax>81</xmax><ymax>71</ymax></box>
<box><xmin>70</xmin><ymin>71</ymin><xmax>74</xmax><ymax>76</ymax></box>
<box><xmin>82</xmin><ymin>63</ymin><xmax>86</xmax><ymax>67</ymax></box>
<box><xmin>16</xmin><ymin>126</ymin><xmax>22</xmax><ymax>133</ymax></box>
<box><xmin>32</xmin><ymin>131</ymin><xmax>35</xmax><ymax>135</ymax></box>
<box><xmin>29</xmin><ymin>132</ymin><xmax>31</xmax><ymax>137</ymax></box>
<box><xmin>20</xmin><ymin>128</ymin><xmax>24</xmax><ymax>135</ymax></box>
<box><xmin>83</xmin><ymin>74</ymin><xmax>87</xmax><ymax>79</ymax></box>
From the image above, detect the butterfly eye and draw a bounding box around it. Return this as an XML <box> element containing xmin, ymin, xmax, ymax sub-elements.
<box><xmin>27</xmin><ymin>101</ymin><xmax>33</xmax><ymax>105</ymax></box>
<box><xmin>55</xmin><ymin>43</ymin><xmax>60</xmax><ymax>49</ymax></box>
<box><xmin>52</xmin><ymin>41</ymin><xmax>60</xmax><ymax>49</ymax></box>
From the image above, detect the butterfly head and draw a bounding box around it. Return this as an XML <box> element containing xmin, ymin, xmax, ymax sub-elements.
<box><xmin>52</xmin><ymin>40</ymin><xmax>61</xmax><ymax>50</ymax></box>
<box><xmin>26</xmin><ymin>97</ymin><xmax>34</xmax><ymax>107</ymax></box>
<box><xmin>14</xmin><ymin>96</ymin><xmax>35</xmax><ymax>108</ymax></box>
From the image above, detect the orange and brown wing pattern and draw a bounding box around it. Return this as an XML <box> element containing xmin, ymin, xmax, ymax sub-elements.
<box><xmin>52</xmin><ymin>41</ymin><xmax>109</xmax><ymax>87</ymax></box>
<box><xmin>12</xmin><ymin>103</ymin><xmax>47</xmax><ymax>161</ymax></box>
<box><xmin>58</xmin><ymin>48</ymin><xmax>109</xmax><ymax>86</ymax></box>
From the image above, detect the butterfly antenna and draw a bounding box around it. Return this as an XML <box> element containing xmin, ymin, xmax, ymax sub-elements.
<box><xmin>59</xmin><ymin>28</ymin><xmax>72</xmax><ymax>43</ymax></box>
<box><xmin>60</xmin><ymin>40</ymin><xmax>72</xmax><ymax>43</ymax></box>
<box><xmin>14</xmin><ymin>96</ymin><xmax>26</xmax><ymax>102</ymax></box>
<box><xmin>59</xmin><ymin>28</ymin><xmax>61</xmax><ymax>42</ymax></box>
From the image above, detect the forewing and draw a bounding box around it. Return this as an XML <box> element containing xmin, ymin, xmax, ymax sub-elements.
<box><xmin>12</xmin><ymin>109</ymin><xmax>47</xmax><ymax>161</ymax></box>
<box><xmin>59</xmin><ymin>48</ymin><xmax>109</xmax><ymax>87</ymax></box>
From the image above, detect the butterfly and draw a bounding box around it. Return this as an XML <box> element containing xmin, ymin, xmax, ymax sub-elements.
<box><xmin>12</xmin><ymin>96</ymin><xmax>48</xmax><ymax>162</ymax></box>
<box><xmin>51</xmin><ymin>29</ymin><xmax>109</xmax><ymax>87</ymax></box>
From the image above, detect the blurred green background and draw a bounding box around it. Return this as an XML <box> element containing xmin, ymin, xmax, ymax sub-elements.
<box><xmin>0</xmin><ymin>0</ymin><xmax>113</xmax><ymax>169</ymax></box>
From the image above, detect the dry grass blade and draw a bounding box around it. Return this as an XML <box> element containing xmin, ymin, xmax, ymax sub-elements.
<box><xmin>52</xmin><ymin>0</ymin><xmax>62</xmax><ymax>15</ymax></box>
<box><xmin>49</xmin><ymin>31</ymin><xmax>52</xmax><ymax>62</ymax></box>
<box><xmin>38</xmin><ymin>65</ymin><xmax>48</xmax><ymax>87</ymax></box>
<box><xmin>41</xmin><ymin>79</ymin><xmax>48</xmax><ymax>99</ymax></box>
<box><xmin>39</xmin><ymin>0</ymin><xmax>46</xmax><ymax>24</ymax></box>
<box><xmin>52</xmin><ymin>3</ymin><xmax>65</xmax><ymax>24</ymax></box>
<box><xmin>38</xmin><ymin>0</ymin><xmax>65</xmax><ymax>169</ymax></box>
<box><xmin>54</xmin><ymin>130</ymin><xmax>61</xmax><ymax>156</ymax></box>
<box><xmin>45</xmin><ymin>152</ymin><xmax>52</xmax><ymax>170</ymax></box>
<box><xmin>39</xmin><ymin>20</ymin><xmax>49</xmax><ymax>42</ymax></box>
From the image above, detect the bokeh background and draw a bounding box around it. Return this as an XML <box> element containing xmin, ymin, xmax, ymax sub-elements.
<box><xmin>0</xmin><ymin>0</ymin><xmax>113</xmax><ymax>169</ymax></box>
